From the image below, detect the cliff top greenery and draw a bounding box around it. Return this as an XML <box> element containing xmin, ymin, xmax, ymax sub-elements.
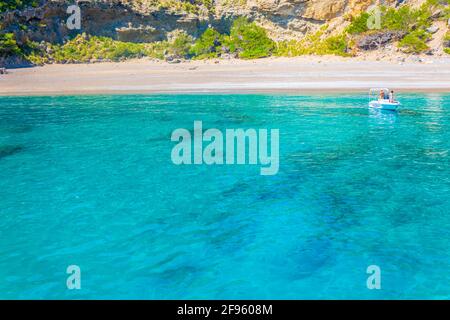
<box><xmin>121</xmin><ymin>0</ymin><xmax>216</xmax><ymax>15</ymax></box>
<box><xmin>0</xmin><ymin>0</ymin><xmax>215</xmax><ymax>14</ymax></box>
<box><xmin>0</xmin><ymin>0</ymin><xmax>39</xmax><ymax>13</ymax></box>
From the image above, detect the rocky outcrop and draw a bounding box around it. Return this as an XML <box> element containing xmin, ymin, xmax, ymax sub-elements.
<box><xmin>444</xmin><ymin>38</ymin><xmax>450</xmax><ymax>48</ymax></box>
<box><xmin>245</xmin><ymin>0</ymin><xmax>305</xmax><ymax>16</ymax></box>
<box><xmin>302</xmin><ymin>0</ymin><xmax>345</xmax><ymax>20</ymax></box>
<box><xmin>356</xmin><ymin>31</ymin><xmax>406</xmax><ymax>50</ymax></box>
<box><xmin>115</xmin><ymin>24</ymin><xmax>159</xmax><ymax>42</ymax></box>
<box><xmin>0</xmin><ymin>1</ymin><xmax>234</xmax><ymax>44</ymax></box>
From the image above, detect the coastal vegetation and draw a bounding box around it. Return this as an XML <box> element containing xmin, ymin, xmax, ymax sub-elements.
<box><xmin>19</xmin><ymin>18</ymin><xmax>276</xmax><ymax>64</ymax></box>
<box><xmin>345</xmin><ymin>12</ymin><xmax>371</xmax><ymax>35</ymax></box>
<box><xmin>189</xmin><ymin>28</ymin><xmax>223</xmax><ymax>59</ymax></box>
<box><xmin>143</xmin><ymin>0</ymin><xmax>215</xmax><ymax>14</ymax></box>
<box><xmin>275</xmin><ymin>26</ymin><xmax>349</xmax><ymax>57</ymax></box>
<box><xmin>398</xmin><ymin>29</ymin><xmax>431</xmax><ymax>54</ymax></box>
<box><xmin>226</xmin><ymin>17</ymin><xmax>275</xmax><ymax>59</ymax></box>
<box><xmin>0</xmin><ymin>33</ymin><xmax>21</xmax><ymax>57</ymax></box>
<box><xmin>0</xmin><ymin>0</ymin><xmax>38</xmax><ymax>12</ymax></box>
<box><xmin>26</xmin><ymin>35</ymin><xmax>150</xmax><ymax>64</ymax></box>
<box><xmin>346</xmin><ymin>0</ymin><xmax>448</xmax><ymax>54</ymax></box>
<box><xmin>445</xmin><ymin>33</ymin><xmax>450</xmax><ymax>54</ymax></box>
<box><xmin>188</xmin><ymin>18</ymin><xmax>275</xmax><ymax>60</ymax></box>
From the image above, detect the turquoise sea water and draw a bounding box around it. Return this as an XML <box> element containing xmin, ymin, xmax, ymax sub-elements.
<box><xmin>0</xmin><ymin>94</ymin><xmax>449</xmax><ymax>299</ymax></box>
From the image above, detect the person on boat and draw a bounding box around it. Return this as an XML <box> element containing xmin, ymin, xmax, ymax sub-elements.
<box><xmin>379</xmin><ymin>89</ymin><xmax>385</xmax><ymax>100</ymax></box>
<box><xmin>389</xmin><ymin>90</ymin><xmax>394</xmax><ymax>102</ymax></box>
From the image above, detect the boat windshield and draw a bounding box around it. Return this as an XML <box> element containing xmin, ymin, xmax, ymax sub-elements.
<box><xmin>369</xmin><ymin>88</ymin><xmax>389</xmax><ymax>100</ymax></box>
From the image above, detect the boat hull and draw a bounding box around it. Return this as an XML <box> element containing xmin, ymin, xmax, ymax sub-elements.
<box><xmin>369</xmin><ymin>100</ymin><xmax>400</xmax><ymax>111</ymax></box>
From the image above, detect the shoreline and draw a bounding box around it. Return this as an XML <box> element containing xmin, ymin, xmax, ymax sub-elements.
<box><xmin>1</xmin><ymin>56</ymin><xmax>450</xmax><ymax>96</ymax></box>
<box><xmin>3</xmin><ymin>88</ymin><xmax>450</xmax><ymax>97</ymax></box>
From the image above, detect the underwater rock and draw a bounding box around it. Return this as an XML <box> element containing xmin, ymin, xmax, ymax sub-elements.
<box><xmin>0</xmin><ymin>145</ymin><xmax>24</xmax><ymax>159</ymax></box>
<box><xmin>7</xmin><ymin>124</ymin><xmax>33</xmax><ymax>133</ymax></box>
<box><xmin>277</xmin><ymin>237</ymin><xmax>332</xmax><ymax>280</ymax></box>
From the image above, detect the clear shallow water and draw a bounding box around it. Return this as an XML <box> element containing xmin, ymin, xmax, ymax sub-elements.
<box><xmin>0</xmin><ymin>94</ymin><xmax>449</xmax><ymax>299</ymax></box>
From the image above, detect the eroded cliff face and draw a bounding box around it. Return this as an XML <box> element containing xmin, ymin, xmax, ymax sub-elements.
<box><xmin>1</xmin><ymin>1</ymin><xmax>218</xmax><ymax>44</ymax></box>
<box><xmin>1</xmin><ymin>0</ymin><xmax>385</xmax><ymax>44</ymax></box>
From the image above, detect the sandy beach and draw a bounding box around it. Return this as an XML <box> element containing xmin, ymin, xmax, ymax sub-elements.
<box><xmin>1</xmin><ymin>56</ymin><xmax>450</xmax><ymax>95</ymax></box>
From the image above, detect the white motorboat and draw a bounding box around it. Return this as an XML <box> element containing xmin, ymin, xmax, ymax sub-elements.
<box><xmin>368</xmin><ymin>88</ymin><xmax>400</xmax><ymax>111</ymax></box>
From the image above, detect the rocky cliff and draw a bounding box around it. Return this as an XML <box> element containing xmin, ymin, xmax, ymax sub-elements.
<box><xmin>1</xmin><ymin>0</ymin><xmax>394</xmax><ymax>44</ymax></box>
<box><xmin>1</xmin><ymin>0</ymin><xmax>449</xmax><ymax>66</ymax></box>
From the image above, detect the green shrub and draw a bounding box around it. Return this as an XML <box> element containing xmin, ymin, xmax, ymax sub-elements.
<box><xmin>0</xmin><ymin>0</ymin><xmax>39</xmax><ymax>13</ymax></box>
<box><xmin>444</xmin><ymin>32</ymin><xmax>450</xmax><ymax>55</ymax></box>
<box><xmin>345</xmin><ymin>12</ymin><xmax>370</xmax><ymax>34</ymax></box>
<box><xmin>275</xmin><ymin>26</ymin><xmax>349</xmax><ymax>57</ymax></box>
<box><xmin>27</xmin><ymin>32</ymin><xmax>193</xmax><ymax>63</ymax></box>
<box><xmin>166</xmin><ymin>31</ymin><xmax>193</xmax><ymax>58</ymax></box>
<box><xmin>24</xmin><ymin>41</ymin><xmax>49</xmax><ymax>65</ymax></box>
<box><xmin>443</xmin><ymin>1</ymin><xmax>450</xmax><ymax>20</ymax></box>
<box><xmin>23</xmin><ymin>33</ymin><xmax>193</xmax><ymax>64</ymax></box>
<box><xmin>323</xmin><ymin>34</ymin><xmax>348</xmax><ymax>55</ymax></box>
<box><xmin>0</xmin><ymin>33</ymin><xmax>21</xmax><ymax>57</ymax></box>
<box><xmin>143</xmin><ymin>41</ymin><xmax>170</xmax><ymax>60</ymax></box>
<box><xmin>29</xmin><ymin>34</ymin><xmax>150</xmax><ymax>63</ymax></box>
<box><xmin>381</xmin><ymin>2</ymin><xmax>435</xmax><ymax>31</ymax></box>
<box><xmin>345</xmin><ymin>1</ymin><xmax>439</xmax><ymax>36</ymax></box>
<box><xmin>398</xmin><ymin>30</ymin><xmax>431</xmax><ymax>53</ymax></box>
<box><xmin>227</xmin><ymin>17</ymin><xmax>275</xmax><ymax>59</ymax></box>
<box><xmin>381</xmin><ymin>6</ymin><xmax>416</xmax><ymax>31</ymax></box>
<box><xmin>154</xmin><ymin>0</ymin><xmax>215</xmax><ymax>14</ymax></box>
<box><xmin>190</xmin><ymin>28</ymin><xmax>222</xmax><ymax>59</ymax></box>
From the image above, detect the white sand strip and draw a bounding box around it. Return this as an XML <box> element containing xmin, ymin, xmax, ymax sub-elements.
<box><xmin>1</xmin><ymin>57</ymin><xmax>450</xmax><ymax>95</ymax></box>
